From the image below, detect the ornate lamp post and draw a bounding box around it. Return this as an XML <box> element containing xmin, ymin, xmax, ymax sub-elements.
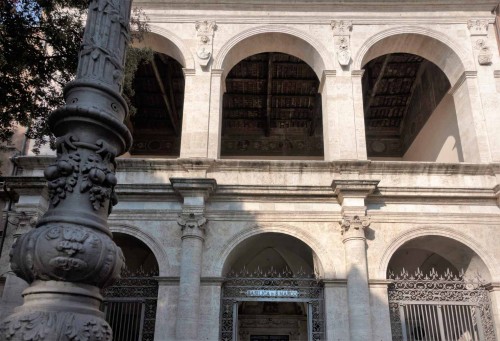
<box><xmin>1</xmin><ymin>0</ymin><xmax>133</xmax><ymax>339</ymax></box>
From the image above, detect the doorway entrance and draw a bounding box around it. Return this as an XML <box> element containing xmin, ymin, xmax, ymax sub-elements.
<box><xmin>220</xmin><ymin>268</ymin><xmax>324</xmax><ymax>341</ymax></box>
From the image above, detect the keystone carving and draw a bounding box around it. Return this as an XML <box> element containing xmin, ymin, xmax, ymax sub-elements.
<box><xmin>340</xmin><ymin>215</ymin><xmax>370</xmax><ymax>238</ymax></box>
<box><xmin>331</xmin><ymin>20</ymin><xmax>353</xmax><ymax>66</ymax></box>
<box><xmin>195</xmin><ymin>20</ymin><xmax>217</xmax><ymax>67</ymax></box>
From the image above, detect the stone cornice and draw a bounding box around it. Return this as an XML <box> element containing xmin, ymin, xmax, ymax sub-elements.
<box><xmin>135</xmin><ymin>0</ymin><xmax>498</xmax><ymax>13</ymax></box>
<box><xmin>13</xmin><ymin>157</ymin><xmax>497</xmax><ymax>177</ymax></box>
<box><xmin>170</xmin><ymin>177</ymin><xmax>217</xmax><ymax>199</ymax></box>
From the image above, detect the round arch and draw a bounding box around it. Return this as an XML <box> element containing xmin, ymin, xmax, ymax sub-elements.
<box><xmin>133</xmin><ymin>25</ymin><xmax>195</xmax><ymax>69</ymax></box>
<box><xmin>110</xmin><ymin>224</ymin><xmax>170</xmax><ymax>276</ymax></box>
<box><xmin>213</xmin><ymin>25</ymin><xmax>333</xmax><ymax>80</ymax></box>
<box><xmin>378</xmin><ymin>226</ymin><xmax>498</xmax><ymax>280</ymax></box>
<box><xmin>215</xmin><ymin>224</ymin><xmax>337</xmax><ymax>278</ymax></box>
<box><xmin>354</xmin><ymin>26</ymin><xmax>474</xmax><ymax>85</ymax></box>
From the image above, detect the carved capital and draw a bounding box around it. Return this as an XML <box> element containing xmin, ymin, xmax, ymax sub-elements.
<box><xmin>177</xmin><ymin>209</ymin><xmax>207</xmax><ymax>232</ymax></box>
<box><xmin>7</xmin><ymin>211</ymin><xmax>38</xmax><ymax>240</ymax></box>
<box><xmin>340</xmin><ymin>215</ymin><xmax>370</xmax><ymax>240</ymax></box>
<box><xmin>195</xmin><ymin>20</ymin><xmax>217</xmax><ymax>67</ymax></box>
<box><xmin>331</xmin><ymin>20</ymin><xmax>352</xmax><ymax>36</ymax></box>
<box><xmin>467</xmin><ymin>19</ymin><xmax>489</xmax><ymax>36</ymax></box>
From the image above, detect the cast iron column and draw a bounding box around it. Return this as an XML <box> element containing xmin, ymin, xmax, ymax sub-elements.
<box><xmin>1</xmin><ymin>1</ymin><xmax>133</xmax><ymax>340</ymax></box>
<box><xmin>171</xmin><ymin>178</ymin><xmax>216</xmax><ymax>341</ymax></box>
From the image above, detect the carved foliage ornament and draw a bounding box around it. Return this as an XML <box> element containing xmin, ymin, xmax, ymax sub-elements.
<box><xmin>195</xmin><ymin>20</ymin><xmax>217</xmax><ymax>67</ymax></box>
<box><xmin>177</xmin><ymin>211</ymin><xmax>207</xmax><ymax>231</ymax></box>
<box><xmin>331</xmin><ymin>20</ymin><xmax>353</xmax><ymax>66</ymax></box>
<box><xmin>9</xmin><ymin>224</ymin><xmax>124</xmax><ymax>287</ymax></box>
<box><xmin>44</xmin><ymin>135</ymin><xmax>118</xmax><ymax>212</ymax></box>
<box><xmin>467</xmin><ymin>19</ymin><xmax>493</xmax><ymax>66</ymax></box>
<box><xmin>1</xmin><ymin>311</ymin><xmax>112</xmax><ymax>341</ymax></box>
<box><xmin>475</xmin><ymin>39</ymin><xmax>493</xmax><ymax>66</ymax></box>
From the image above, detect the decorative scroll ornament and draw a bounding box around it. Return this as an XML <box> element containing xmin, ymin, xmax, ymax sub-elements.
<box><xmin>340</xmin><ymin>215</ymin><xmax>370</xmax><ymax>237</ymax></box>
<box><xmin>195</xmin><ymin>20</ymin><xmax>217</xmax><ymax>67</ymax></box>
<box><xmin>331</xmin><ymin>20</ymin><xmax>352</xmax><ymax>66</ymax></box>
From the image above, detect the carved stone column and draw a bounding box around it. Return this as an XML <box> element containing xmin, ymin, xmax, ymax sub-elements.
<box><xmin>171</xmin><ymin>178</ymin><xmax>217</xmax><ymax>341</ymax></box>
<box><xmin>332</xmin><ymin>179</ymin><xmax>378</xmax><ymax>341</ymax></box>
<box><xmin>1</xmin><ymin>1</ymin><xmax>133</xmax><ymax>340</ymax></box>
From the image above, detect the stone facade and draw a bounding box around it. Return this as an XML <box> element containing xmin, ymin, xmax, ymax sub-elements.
<box><xmin>1</xmin><ymin>1</ymin><xmax>500</xmax><ymax>340</ymax></box>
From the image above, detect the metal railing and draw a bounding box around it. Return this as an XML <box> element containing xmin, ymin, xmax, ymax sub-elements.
<box><xmin>388</xmin><ymin>268</ymin><xmax>496</xmax><ymax>341</ymax></box>
<box><xmin>103</xmin><ymin>298</ymin><xmax>146</xmax><ymax>341</ymax></box>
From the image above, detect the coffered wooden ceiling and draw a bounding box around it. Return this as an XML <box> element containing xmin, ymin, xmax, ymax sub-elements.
<box><xmin>363</xmin><ymin>53</ymin><xmax>450</xmax><ymax>158</ymax></box>
<box><xmin>221</xmin><ymin>52</ymin><xmax>323</xmax><ymax>158</ymax></box>
<box><xmin>129</xmin><ymin>52</ymin><xmax>450</xmax><ymax>159</ymax></box>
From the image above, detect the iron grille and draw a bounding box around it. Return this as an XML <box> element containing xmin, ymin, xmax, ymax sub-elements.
<box><xmin>388</xmin><ymin>268</ymin><xmax>496</xmax><ymax>341</ymax></box>
<box><xmin>102</xmin><ymin>268</ymin><xmax>158</xmax><ymax>341</ymax></box>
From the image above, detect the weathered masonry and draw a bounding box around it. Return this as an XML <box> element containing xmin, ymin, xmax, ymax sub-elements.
<box><xmin>1</xmin><ymin>1</ymin><xmax>500</xmax><ymax>340</ymax></box>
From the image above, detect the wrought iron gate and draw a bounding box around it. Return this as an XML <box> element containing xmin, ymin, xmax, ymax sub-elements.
<box><xmin>220</xmin><ymin>267</ymin><xmax>324</xmax><ymax>341</ymax></box>
<box><xmin>388</xmin><ymin>269</ymin><xmax>496</xmax><ymax>341</ymax></box>
<box><xmin>102</xmin><ymin>268</ymin><xmax>159</xmax><ymax>341</ymax></box>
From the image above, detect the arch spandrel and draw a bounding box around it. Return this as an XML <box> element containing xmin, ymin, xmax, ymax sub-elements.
<box><xmin>134</xmin><ymin>25</ymin><xmax>195</xmax><ymax>69</ymax></box>
<box><xmin>110</xmin><ymin>224</ymin><xmax>170</xmax><ymax>276</ymax></box>
<box><xmin>354</xmin><ymin>26</ymin><xmax>474</xmax><ymax>85</ymax></box>
<box><xmin>378</xmin><ymin>226</ymin><xmax>499</xmax><ymax>281</ymax></box>
<box><xmin>213</xmin><ymin>25</ymin><xmax>334</xmax><ymax>80</ymax></box>
<box><xmin>212</xmin><ymin>224</ymin><xmax>340</xmax><ymax>279</ymax></box>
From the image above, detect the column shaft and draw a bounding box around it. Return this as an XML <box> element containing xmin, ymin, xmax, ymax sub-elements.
<box><xmin>176</xmin><ymin>234</ymin><xmax>204</xmax><ymax>340</ymax></box>
<box><xmin>343</xmin><ymin>233</ymin><xmax>372</xmax><ymax>340</ymax></box>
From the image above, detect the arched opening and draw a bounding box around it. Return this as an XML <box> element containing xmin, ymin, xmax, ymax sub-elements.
<box><xmin>220</xmin><ymin>53</ymin><xmax>323</xmax><ymax>160</ymax></box>
<box><xmin>386</xmin><ymin>235</ymin><xmax>495</xmax><ymax>340</ymax></box>
<box><xmin>362</xmin><ymin>52</ymin><xmax>463</xmax><ymax>161</ymax></box>
<box><xmin>102</xmin><ymin>233</ymin><xmax>159</xmax><ymax>341</ymax></box>
<box><xmin>221</xmin><ymin>233</ymin><xmax>324</xmax><ymax>341</ymax></box>
<box><xmin>127</xmin><ymin>52</ymin><xmax>185</xmax><ymax>157</ymax></box>
<box><xmin>387</xmin><ymin>235</ymin><xmax>490</xmax><ymax>280</ymax></box>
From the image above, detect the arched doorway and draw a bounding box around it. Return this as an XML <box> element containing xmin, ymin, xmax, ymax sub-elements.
<box><xmin>102</xmin><ymin>233</ymin><xmax>159</xmax><ymax>341</ymax></box>
<box><xmin>220</xmin><ymin>53</ymin><xmax>323</xmax><ymax>160</ymax></box>
<box><xmin>386</xmin><ymin>235</ymin><xmax>495</xmax><ymax>340</ymax></box>
<box><xmin>362</xmin><ymin>52</ymin><xmax>463</xmax><ymax>161</ymax></box>
<box><xmin>220</xmin><ymin>233</ymin><xmax>324</xmax><ymax>341</ymax></box>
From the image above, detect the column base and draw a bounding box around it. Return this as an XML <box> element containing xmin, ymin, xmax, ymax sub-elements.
<box><xmin>1</xmin><ymin>280</ymin><xmax>110</xmax><ymax>341</ymax></box>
